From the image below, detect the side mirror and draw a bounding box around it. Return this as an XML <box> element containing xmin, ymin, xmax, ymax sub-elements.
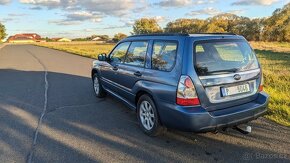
<box><xmin>98</xmin><ymin>53</ymin><xmax>107</xmax><ymax>61</ymax></box>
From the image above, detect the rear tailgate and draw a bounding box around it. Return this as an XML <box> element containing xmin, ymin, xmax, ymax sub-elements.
<box><xmin>193</xmin><ymin>39</ymin><xmax>262</xmax><ymax>111</ymax></box>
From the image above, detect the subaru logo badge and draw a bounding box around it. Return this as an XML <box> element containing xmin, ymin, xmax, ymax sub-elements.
<box><xmin>234</xmin><ymin>74</ymin><xmax>241</xmax><ymax>80</ymax></box>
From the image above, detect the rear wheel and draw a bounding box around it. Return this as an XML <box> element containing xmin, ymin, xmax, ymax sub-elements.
<box><xmin>93</xmin><ymin>74</ymin><xmax>106</xmax><ymax>98</ymax></box>
<box><xmin>137</xmin><ymin>95</ymin><xmax>164</xmax><ymax>136</ymax></box>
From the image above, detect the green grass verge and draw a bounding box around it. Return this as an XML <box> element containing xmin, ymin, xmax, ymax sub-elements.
<box><xmin>255</xmin><ymin>50</ymin><xmax>290</xmax><ymax>126</ymax></box>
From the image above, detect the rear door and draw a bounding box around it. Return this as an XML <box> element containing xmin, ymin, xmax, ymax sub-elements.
<box><xmin>193</xmin><ymin>39</ymin><xmax>261</xmax><ymax>111</ymax></box>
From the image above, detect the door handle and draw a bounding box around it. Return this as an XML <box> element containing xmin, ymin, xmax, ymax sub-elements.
<box><xmin>112</xmin><ymin>66</ymin><xmax>118</xmax><ymax>71</ymax></box>
<box><xmin>134</xmin><ymin>71</ymin><xmax>142</xmax><ymax>77</ymax></box>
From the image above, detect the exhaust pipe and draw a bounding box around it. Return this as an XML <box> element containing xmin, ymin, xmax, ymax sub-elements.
<box><xmin>233</xmin><ymin>125</ymin><xmax>252</xmax><ymax>134</ymax></box>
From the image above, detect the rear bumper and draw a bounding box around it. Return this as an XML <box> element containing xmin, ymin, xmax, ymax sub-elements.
<box><xmin>157</xmin><ymin>92</ymin><xmax>269</xmax><ymax>132</ymax></box>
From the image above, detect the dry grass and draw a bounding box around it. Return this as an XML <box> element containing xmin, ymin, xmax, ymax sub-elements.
<box><xmin>250</xmin><ymin>41</ymin><xmax>290</xmax><ymax>53</ymax></box>
<box><xmin>35</xmin><ymin>41</ymin><xmax>115</xmax><ymax>58</ymax></box>
<box><xmin>36</xmin><ymin>41</ymin><xmax>290</xmax><ymax>126</ymax></box>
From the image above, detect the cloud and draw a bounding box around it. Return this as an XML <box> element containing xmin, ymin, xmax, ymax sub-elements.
<box><xmin>19</xmin><ymin>0</ymin><xmax>142</xmax><ymax>26</ymax></box>
<box><xmin>152</xmin><ymin>16</ymin><xmax>168</xmax><ymax>23</ymax></box>
<box><xmin>102</xmin><ymin>20</ymin><xmax>137</xmax><ymax>30</ymax></box>
<box><xmin>48</xmin><ymin>20</ymin><xmax>80</xmax><ymax>26</ymax></box>
<box><xmin>1</xmin><ymin>13</ymin><xmax>29</xmax><ymax>23</ymax></box>
<box><xmin>20</xmin><ymin>0</ymin><xmax>135</xmax><ymax>16</ymax></box>
<box><xmin>8</xmin><ymin>13</ymin><xmax>28</xmax><ymax>17</ymax></box>
<box><xmin>154</xmin><ymin>0</ymin><xmax>216</xmax><ymax>7</ymax></box>
<box><xmin>103</xmin><ymin>25</ymin><xmax>129</xmax><ymax>30</ymax></box>
<box><xmin>0</xmin><ymin>18</ymin><xmax>14</xmax><ymax>23</ymax></box>
<box><xmin>187</xmin><ymin>7</ymin><xmax>220</xmax><ymax>16</ymax></box>
<box><xmin>228</xmin><ymin>9</ymin><xmax>245</xmax><ymax>15</ymax></box>
<box><xmin>77</xmin><ymin>0</ymin><xmax>135</xmax><ymax>16</ymax></box>
<box><xmin>49</xmin><ymin>11</ymin><xmax>102</xmax><ymax>26</ymax></box>
<box><xmin>232</xmin><ymin>0</ymin><xmax>279</xmax><ymax>6</ymax></box>
<box><xmin>0</xmin><ymin>0</ymin><xmax>11</xmax><ymax>5</ymax></box>
<box><xmin>20</xmin><ymin>0</ymin><xmax>62</xmax><ymax>8</ymax></box>
<box><xmin>193</xmin><ymin>0</ymin><xmax>216</xmax><ymax>5</ymax></box>
<box><xmin>154</xmin><ymin>0</ymin><xmax>192</xmax><ymax>7</ymax></box>
<box><xmin>29</xmin><ymin>6</ymin><xmax>42</xmax><ymax>10</ymax></box>
<box><xmin>66</xmin><ymin>11</ymin><xmax>102</xmax><ymax>22</ymax></box>
<box><xmin>187</xmin><ymin>7</ymin><xmax>245</xmax><ymax>16</ymax></box>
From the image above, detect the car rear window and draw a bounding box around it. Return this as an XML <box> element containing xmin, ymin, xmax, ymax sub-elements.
<box><xmin>152</xmin><ymin>41</ymin><xmax>177</xmax><ymax>71</ymax></box>
<box><xmin>194</xmin><ymin>40</ymin><xmax>259</xmax><ymax>76</ymax></box>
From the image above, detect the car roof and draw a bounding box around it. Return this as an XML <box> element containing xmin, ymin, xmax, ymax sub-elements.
<box><xmin>123</xmin><ymin>33</ymin><xmax>245</xmax><ymax>41</ymax></box>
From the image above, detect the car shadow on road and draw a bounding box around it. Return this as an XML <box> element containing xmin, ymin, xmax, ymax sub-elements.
<box><xmin>0</xmin><ymin>69</ymin><xmax>289</xmax><ymax>163</ymax></box>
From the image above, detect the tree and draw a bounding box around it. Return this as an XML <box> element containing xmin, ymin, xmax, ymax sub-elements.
<box><xmin>165</xmin><ymin>19</ymin><xmax>206</xmax><ymax>33</ymax></box>
<box><xmin>261</xmin><ymin>3</ymin><xmax>290</xmax><ymax>42</ymax></box>
<box><xmin>113</xmin><ymin>33</ymin><xmax>127</xmax><ymax>42</ymax></box>
<box><xmin>45</xmin><ymin>37</ymin><xmax>54</xmax><ymax>42</ymax></box>
<box><xmin>241</xmin><ymin>18</ymin><xmax>263</xmax><ymax>41</ymax></box>
<box><xmin>133</xmin><ymin>18</ymin><xmax>163</xmax><ymax>34</ymax></box>
<box><xmin>0</xmin><ymin>23</ymin><xmax>7</xmax><ymax>42</ymax></box>
<box><xmin>203</xmin><ymin>14</ymin><xmax>263</xmax><ymax>41</ymax></box>
<box><xmin>204</xmin><ymin>14</ymin><xmax>241</xmax><ymax>33</ymax></box>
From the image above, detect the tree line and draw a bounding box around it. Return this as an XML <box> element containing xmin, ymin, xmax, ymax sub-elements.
<box><xmin>132</xmin><ymin>3</ymin><xmax>290</xmax><ymax>42</ymax></box>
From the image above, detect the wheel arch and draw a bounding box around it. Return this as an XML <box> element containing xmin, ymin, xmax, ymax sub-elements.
<box><xmin>91</xmin><ymin>68</ymin><xmax>98</xmax><ymax>79</ymax></box>
<box><xmin>135</xmin><ymin>89</ymin><xmax>163</xmax><ymax>125</ymax></box>
<box><xmin>135</xmin><ymin>90</ymin><xmax>152</xmax><ymax>106</ymax></box>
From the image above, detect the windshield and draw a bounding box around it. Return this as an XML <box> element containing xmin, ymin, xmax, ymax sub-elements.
<box><xmin>194</xmin><ymin>40</ymin><xmax>259</xmax><ymax>76</ymax></box>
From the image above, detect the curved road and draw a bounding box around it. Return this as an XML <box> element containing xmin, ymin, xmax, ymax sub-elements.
<box><xmin>0</xmin><ymin>45</ymin><xmax>289</xmax><ymax>163</ymax></box>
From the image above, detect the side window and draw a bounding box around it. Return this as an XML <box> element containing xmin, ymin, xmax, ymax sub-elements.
<box><xmin>152</xmin><ymin>41</ymin><xmax>177</xmax><ymax>71</ymax></box>
<box><xmin>110</xmin><ymin>42</ymin><xmax>130</xmax><ymax>63</ymax></box>
<box><xmin>124</xmin><ymin>41</ymin><xmax>148</xmax><ymax>67</ymax></box>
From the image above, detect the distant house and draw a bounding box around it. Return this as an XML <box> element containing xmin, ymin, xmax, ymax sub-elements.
<box><xmin>52</xmin><ymin>38</ymin><xmax>72</xmax><ymax>42</ymax></box>
<box><xmin>8</xmin><ymin>33</ymin><xmax>42</xmax><ymax>43</ymax></box>
<box><xmin>91</xmin><ymin>36</ymin><xmax>106</xmax><ymax>43</ymax></box>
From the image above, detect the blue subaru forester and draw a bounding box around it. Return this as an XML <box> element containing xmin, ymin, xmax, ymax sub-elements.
<box><xmin>91</xmin><ymin>33</ymin><xmax>269</xmax><ymax>136</ymax></box>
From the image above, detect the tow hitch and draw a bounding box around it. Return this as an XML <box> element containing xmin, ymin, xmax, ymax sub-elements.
<box><xmin>233</xmin><ymin>125</ymin><xmax>252</xmax><ymax>135</ymax></box>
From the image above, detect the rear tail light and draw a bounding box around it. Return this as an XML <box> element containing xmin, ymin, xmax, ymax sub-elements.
<box><xmin>259</xmin><ymin>73</ymin><xmax>264</xmax><ymax>92</ymax></box>
<box><xmin>176</xmin><ymin>75</ymin><xmax>200</xmax><ymax>106</ymax></box>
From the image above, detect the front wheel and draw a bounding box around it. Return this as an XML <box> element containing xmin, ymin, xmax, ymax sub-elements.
<box><xmin>93</xmin><ymin>74</ymin><xmax>106</xmax><ymax>98</ymax></box>
<box><xmin>137</xmin><ymin>95</ymin><xmax>164</xmax><ymax>136</ymax></box>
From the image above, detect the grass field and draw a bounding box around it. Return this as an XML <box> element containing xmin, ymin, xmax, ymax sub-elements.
<box><xmin>35</xmin><ymin>41</ymin><xmax>114</xmax><ymax>58</ymax></box>
<box><xmin>35</xmin><ymin>41</ymin><xmax>290</xmax><ymax>126</ymax></box>
<box><xmin>250</xmin><ymin>42</ymin><xmax>290</xmax><ymax>126</ymax></box>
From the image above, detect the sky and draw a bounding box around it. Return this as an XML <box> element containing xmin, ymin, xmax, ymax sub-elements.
<box><xmin>0</xmin><ymin>0</ymin><xmax>289</xmax><ymax>39</ymax></box>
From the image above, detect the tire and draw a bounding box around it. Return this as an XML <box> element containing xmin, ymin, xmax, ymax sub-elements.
<box><xmin>93</xmin><ymin>74</ymin><xmax>106</xmax><ymax>98</ymax></box>
<box><xmin>137</xmin><ymin>94</ymin><xmax>164</xmax><ymax>136</ymax></box>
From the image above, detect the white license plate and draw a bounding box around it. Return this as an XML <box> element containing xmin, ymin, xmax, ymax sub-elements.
<box><xmin>222</xmin><ymin>83</ymin><xmax>250</xmax><ymax>96</ymax></box>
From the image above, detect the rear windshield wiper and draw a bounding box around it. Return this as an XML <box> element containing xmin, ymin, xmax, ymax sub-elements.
<box><xmin>207</xmin><ymin>68</ymin><xmax>239</xmax><ymax>75</ymax></box>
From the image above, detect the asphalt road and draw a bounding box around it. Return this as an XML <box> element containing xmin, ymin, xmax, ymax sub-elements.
<box><xmin>0</xmin><ymin>44</ymin><xmax>289</xmax><ymax>163</ymax></box>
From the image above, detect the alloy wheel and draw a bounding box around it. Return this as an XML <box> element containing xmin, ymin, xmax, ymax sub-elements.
<box><xmin>139</xmin><ymin>101</ymin><xmax>155</xmax><ymax>130</ymax></box>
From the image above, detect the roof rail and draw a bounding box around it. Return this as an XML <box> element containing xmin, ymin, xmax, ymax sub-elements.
<box><xmin>195</xmin><ymin>32</ymin><xmax>236</xmax><ymax>35</ymax></box>
<box><xmin>127</xmin><ymin>33</ymin><xmax>190</xmax><ymax>37</ymax></box>
<box><xmin>127</xmin><ymin>33</ymin><xmax>237</xmax><ymax>38</ymax></box>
